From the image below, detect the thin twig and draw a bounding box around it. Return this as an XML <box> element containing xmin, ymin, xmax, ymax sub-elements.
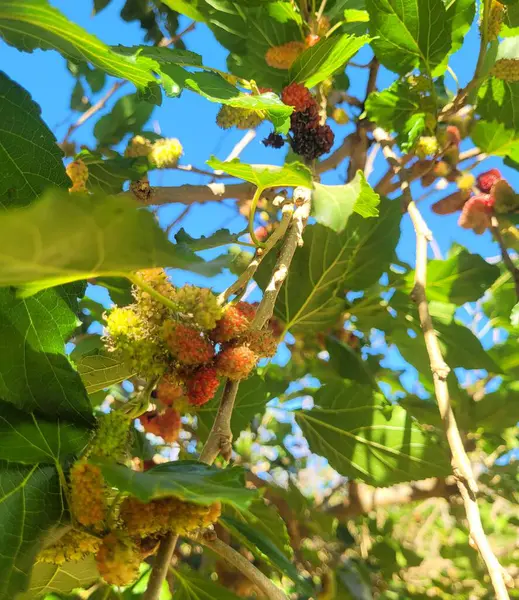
<box><xmin>490</xmin><ymin>215</ymin><xmax>519</xmax><ymax>300</ymax></box>
<box><xmin>213</xmin><ymin>129</ymin><xmax>257</xmax><ymax>176</ymax></box>
<box><xmin>201</xmin><ymin>535</ymin><xmax>287</xmax><ymax>600</ymax></box>
<box><xmin>63</xmin><ymin>80</ymin><xmax>127</xmax><ymax>143</ymax></box>
<box><xmin>175</xmin><ymin>165</ymin><xmax>227</xmax><ymax>178</ymax></box>
<box><xmin>165</xmin><ymin>205</ymin><xmax>191</xmax><ymax>235</ymax></box>
<box><xmin>157</xmin><ymin>21</ymin><xmax>196</xmax><ymax>47</ymax></box>
<box><xmin>407</xmin><ymin>197</ymin><xmax>511</xmax><ymax>600</ymax></box>
<box><xmin>142</xmin><ymin>533</ymin><xmax>179</xmax><ymax>600</ymax></box>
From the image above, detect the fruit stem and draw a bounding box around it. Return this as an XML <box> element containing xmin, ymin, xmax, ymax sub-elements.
<box><xmin>249</xmin><ymin>186</ymin><xmax>267</xmax><ymax>248</ymax></box>
<box><xmin>125</xmin><ymin>272</ymin><xmax>180</xmax><ymax>313</ymax></box>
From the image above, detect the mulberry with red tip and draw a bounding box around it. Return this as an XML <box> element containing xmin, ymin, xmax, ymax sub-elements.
<box><xmin>187</xmin><ymin>367</ymin><xmax>220</xmax><ymax>406</ymax></box>
<box><xmin>458</xmin><ymin>194</ymin><xmax>494</xmax><ymax>234</ymax></box>
<box><xmin>211</xmin><ymin>302</ymin><xmax>256</xmax><ymax>343</ymax></box>
<box><xmin>140</xmin><ymin>409</ymin><xmax>181</xmax><ymax>443</ymax></box>
<box><xmin>476</xmin><ymin>168</ymin><xmax>502</xmax><ymax>194</ymax></box>
<box><xmin>281</xmin><ymin>83</ymin><xmax>316</xmax><ymax>112</ymax></box>
<box><xmin>163</xmin><ymin>322</ymin><xmax>214</xmax><ymax>365</ymax></box>
<box><xmin>216</xmin><ymin>345</ymin><xmax>258</xmax><ymax>380</ymax></box>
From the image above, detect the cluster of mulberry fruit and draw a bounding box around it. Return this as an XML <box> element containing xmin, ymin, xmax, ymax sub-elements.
<box><xmin>125</xmin><ymin>135</ymin><xmax>183</xmax><ymax>168</ymax></box>
<box><xmin>120</xmin><ymin>495</ymin><xmax>221</xmax><ymax>537</ymax></box>
<box><xmin>104</xmin><ymin>270</ymin><xmax>279</xmax><ymax>443</ymax></box>
<box><xmin>432</xmin><ymin>168</ymin><xmax>518</xmax><ymax>234</ymax></box>
<box><xmin>270</xmin><ymin>82</ymin><xmax>334</xmax><ymax>161</ymax></box>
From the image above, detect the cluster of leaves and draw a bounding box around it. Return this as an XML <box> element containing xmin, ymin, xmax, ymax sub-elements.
<box><xmin>0</xmin><ymin>0</ymin><xmax>518</xmax><ymax>599</ymax></box>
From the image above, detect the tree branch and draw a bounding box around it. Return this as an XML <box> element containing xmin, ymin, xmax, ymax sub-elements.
<box><xmin>316</xmin><ymin>134</ymin><xmax>354</xmax><ymax>173</ymax></box>
<box><xmin>407</xmin><ymin>197</ymin><xmax>512</xmax><ymax>600</ymax></box>
<box><xmin>125</xmin><ymin>181</ymin><xmax>257</xmax><ymax>206</ymax></box>
<box><xmin>142</xmin><ymin>533</ymin><xmax>179</xmax><ymax>600</ymax></box>
<box><xmin>490</xmin><ymin>215</ymin><xmax>519</xmax><ymax>301</ymax></box>
<box><xmin>201</xmin><ymin>534</ymin><xmax>287</xmax><ymax>600</ymax></box>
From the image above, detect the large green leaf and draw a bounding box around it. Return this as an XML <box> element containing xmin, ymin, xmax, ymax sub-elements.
<box><xmin>365</xmin><ymin>81</ymin><xmax>427</xmax><ymax>151</ymax></box>
<box><xmin>75</xmin><ymin>353</ymin><xmax>134</xmax><ymax>394</ymax></box>
<box><xmin>0</xmin><ymin>403</ymin><xmax>91</xmax><ymax>463</ymax></box>
<box><xmin>0</xmin><ymin>463</ymin><xmax>65</xmax><ymax>600</ymax></box>
<box><xmin>206</xmin><ymin>157</ymin><xmax>312</xmax><ymax>189</ymax></box>
<box><xmin>472</xmin><ymin>384</ymin><xmax>519</xmax><ymax>432</ymax></box>
<box><xmin>197</xmin><ymin>375</ymin><xmax>270</xmax><ymax>443</ymax></box>
<box><xmin>0</xmin><ymin>0</ymin><xmax>157</xmax><ymax>97</ymax></box>
<box><xmin>0</xmin><ymin>286</ymin><xmax>93</xmax><ymax>422</ymax></box>
<box><xmin>326</xmin><ymin>337</ymin><xmax>378</xmax><ymax>387</ymax></box>
<box><xmin>366</xmin><ymin>0</ymin><xmax>452</xmax><ymax>75</ymax></box>
<box><xmin>0</xmin><ymin>72</ymin><xmax>68</xmax><ymax>209</ymax></box>
<box><xmin>0</xmin><ymin>190</ymin><xmax>202</xmax><ymax>292</ymax></box>
<box><xmin>403</xmin><ymin>247</ymin><xmax>500</xmax><ymax>304</ymax></box>
<box><xmin>471</xmin><ymin>120</ymin><xmax>519</xmax><ymax>161</ymax></box>
<box><xmin>478</xmin><ymin>78</ymin><xmax>519</xmax><ymax>131</ymax></box>
<box><xmin>174</xmin><ymin>567</ymin><xmax>243</xmax><ymax>600</ymax></box>
<box><xmin>95</xmin><ymin>460</ymin><xmax>256</xmax><ymax>509</ymax></box>
<box><xmin>312</xmin><ymin>171</ymin><xmax>380</xmax><ymax>233</ymax></box>
<box><xmin>16</xmin><ymin>556</ymin><xmax>98</xmax><ymax>600</ymax></box>
<box><xmin>256</xmin><ymin>198</ymin><xmax>401</xmax><ymax>333</ymax></box>
<box><xmin>175</xmin><ymin>227</ymin><xmax>246</xmax><ymax>251</ymax></box>
<box><xmin>295</xmin><ymin>382</ymin><xmax>451</xmax><ymax>486</ymax></box>
<box><xmin>290</xmin><ymin>33</ymin><xmax>369</xmax><ymax>87</ymax></box>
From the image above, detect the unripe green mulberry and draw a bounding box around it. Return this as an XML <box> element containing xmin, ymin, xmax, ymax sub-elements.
<box><xmin>171</xmin><ymin>285</ymin><xmax>223</xmax><ymax>330</ymax></box>
<box><xmin>331</xmin><ymin>107</ymin><xmax>349</xmax><ymax>125</ymax></box>
<box><xmin>70</xmin><ymin>461</ymin><xmax>107</xmax><ymax>527</ymax></box>
<box><xmin>37</xmin><ymin>530</ymin><xmax>101</xmax><ymax>565</ymax></box>
<box><xmin>415</xmin><ymin>136</ymin><xmax>439</xmax><ymax>158</ymax></box>
<box><xmin>120</xmin><ymin>496</ymin><xmax>221</xmax><ymax>537</ymax></box>
<box><xmin>96</xmin><ymin>533</ymin><xmax>142</xmax><ymax>586</ymax></box>
<box><xmin>456</xmin><ymin>172</ymin><xmax>476</xmax><ymax>191</ymax></box>
<box><xmin>125</xmin><ymin>135</ymin><xmax>153</xmax><ymax>158</ymax></box>
<box><xmin>216</xmin><ymin>105</ymin><xmax>264</xmax><ymax>130</ymax></box>
<box><xmin>488</xmin><ymin>0</ymin><xmax>506</xmax><ymax>41</ymax></box>
<box><xmin>132</xmin><ymin>268</ymin><xmax>177</xmax><ymax>325</ymax></box>
<box><xmin>89</xmin><ymin>410</ymin><xmax>132</xmax><ymax>461</ymax></box>
<box><xmin>492</xmin><ymin>59</ymin><xmax>519</xmax><ymax>81</ymax></box>
<box><xmin>104</xmin><ymin>306</ymin><xmax>168</xmax><ymax>379</ymax></box>
<box><xmin>66</xmin><ymin>159</ymin><xmax>89</xmax><ymax>193</ymax></box>
<box><xmin>150</xmin><ymin>138</ymin><xmax>183</xmax><ymax>168</ymax></box>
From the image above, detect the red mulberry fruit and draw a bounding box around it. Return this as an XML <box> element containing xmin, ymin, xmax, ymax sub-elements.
<box><xmin>211</xmin><ymin>302</ymin><xmax>257</xmax><ymax>343</ymax></box>
<box><xmin>216</xmin><ymin>345</ymin><xmax>258</xmax><ymax>380</ymax></box>
<box><xmin>281</xmin><ymin>83</ymin><xmax>316</xmax><ymax>112</ymax></box>
<box><xmin>477</xmin><ymin>168</ymin><xmax>502</xmax><ymax>193</ymax></box>
<box><xmin>140</xmin><ymin>409</ymin><xmax>181</xmax><ymax>443</ymax></box>
<box><xmin>186</xmin><ymin>367</ymin><xmax>220</xmax><ymax>406</ymax></box>
<box><xmin>163</xmin><ymin>322</ymin><xmax>214</xmax><ymax>365</ymax></box>
<box><xmin>458</xmin><ymin>194</ymin><xmax>494</xmax><ymax>234</ymax></box>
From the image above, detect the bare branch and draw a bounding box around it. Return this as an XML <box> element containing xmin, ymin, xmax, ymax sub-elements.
<box><xmin>142</xmin><ymin>533</ymin><xmax>179</xmax><ymax>600</ymax></box>
<box><xmin>316</xmin><ymin>134</ymin><xmax>354</xmax><ymax>173</ymax></box>
<box><xmin>407</xmin><ymin>197</ymin><xmax>512</xmax><ymax>600</ymax></box>
<box><xmin>201</xmin><ymin>534</ymin><xmax>287</xmax><ymax>600</ymax></box>
<box><xmin>125</xmin><ymin>181</ymin><xmax>257</xmax><ymax>206</ymax></box>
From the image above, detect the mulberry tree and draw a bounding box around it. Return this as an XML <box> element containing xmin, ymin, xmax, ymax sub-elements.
<box><xmin>0</xmin><ymin>1</ymin><xmax>518</xmax><ymax>599</ymax></box>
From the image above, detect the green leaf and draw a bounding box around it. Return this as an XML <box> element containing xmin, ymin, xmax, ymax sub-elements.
<box><xmin>483</xmin><ymin>270</ymin><xmax>518</xmax><ymax>330</ymax></box>
<box><xmin>197</xmin><ymin>375</ymin><xmax>270</xmax><ymax>443</ymax></box>
<box><xmin>365</xmin><ymin>81</ymin><xmax>427</xmax><ymax>151</ymax></box>
<box><xmin>0</xmin><ymin>0</ymin><xmax>157</xmax><ymax>96</ymax></box>
<box><xmin>326</xmin><ymin>337</ymin><xmax>378</xmax><ymax>387</ymax></box>
<box><xmin>478</xmin><ymin>77</ymin><xmax>519</xmax><ymax>131</ymax></box>
<box><xmin>0</xmin><ymin>287</ymin><xmax>93</xmax><ymax>422</ymax></box>
<box><xmin>0</xmin><ymin>190</ymin><xmax>203</xmax><ymax>291</ymax></box>
<box><xmin>174</xmin><ymin>567</ymin><xmax>243</xmax><ymax>600</ymax></box>
<box><xmin>471</xmin><ymin>120</ymin><xmax>519</xmax><ymax>161</ymax></box>
<box><xmin>312</xmin><ymin>171</ymin><xmax>380</xmax><ymax>233</ymax></box>
<box><xmin>77</xmin><ymin>149</ymin><xmax>149</xmax><ymax>194</ymax></box>
<box><xmin>93</xmin><ymin>93</ymin><xmax>155</xmax><ymax>146</ymax></box>
<box><xmin>75</xmin><ymin>353</ymin><xmax>135</xmax><ymax>394</ymax></box>
<box><xmin>175</xmin><ymin>228</ymin><xmax>246</xmax><ymax>251</ymax></box>
<box><xmin>221</xmin><ymin>500</ymin><xmax>312</xmax><ymax>594</ymax></box>
<box><xmin>95</xmin><ymin>459</ymin><xmax>256</xmax><ymax>509</ymax></box>
<box><xmin>290</xmin><ymin>34</ymin><xmax>370</xmax><ymax>88</ymax></box>
<box><xmin>398</xmin><ymin>396</ymin><xmax>443</xmax><ymax>429</ymax></box>
<box><xmin>0</xmin><ymin>403</ymin><xmax>91</xmax><ymax>463</ymax></box>
<box><xmin>403</xmin><ymin>246</ymin><xmax>500</xmax><ymax>304</ymax></box>
<box><xmin>256</xmin><ymin>198</ymin><xmax>401</xmax><ymax>333</ymax></box>
<box><xmin>206</xmin><ymin>157</ymin><xmax>312</xmax><ymax>189</ymax></box>
<box><xmin>161</xmin><ymin>0</ymin><xmax>207</xmax><ymax>23</ymax></box>
<box><xmin>296</xmin><ymin>382</ymin><xmax>451</xmax><ymax>485</ymax></box>
<box><xmin>344</xmin><ymin>9</ymin><xmax>370</xmax><ymax>22</ymax></box>
<box><xmin>16</xmin><ymin>556</ymin><xmax>98</xmax><ymax>600</ymax></box>
<box><xmin>366</xmin><ymin>0</ymin><xmax>452</xmax><ymax>75</ymax></box>
<box><xmin>0</xmin><ymin>463</ymin><xmax>65</xmax><ymax>600</ymax></box>
<box><xmin>472</xmin><ymin>385</ymin><xmax>519</xmax><ymax>432</ymax></box>
<box><xmin>0</xmin><ymin>72</ymin><xmax>68</xmax><ymax>208</ymax></box>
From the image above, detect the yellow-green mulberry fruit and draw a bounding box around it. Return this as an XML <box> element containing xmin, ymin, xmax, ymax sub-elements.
<box><xmin>265</xmin><ymin>41</ymin><xmax>305</xmax><ymax>69</ymax></box>
<box><xmin>125</xmin><ymin>135</ymin><xmax>153</xmax><ymax>158</ymax></box>
<box><xmin>66</xmin><ymin>159</ymin><xmax>89</xmax><ymax>193</ymax></box>
<box><xmin>69</xmin><ymin>461</ymin><xmax>107</xmax><ymax>528</ymax></box>
<box><xmin>216</xmin><ymin>105</ymin><xmax>264</xmax><ymax>130</ymax></box>
<box><xmin>488</xmin><ymin>0</ymin><xmax>506</xmax><ymax>41</ymax></box>
<box><xmin>96</xmin><ymin>533</ymin><xmax>142</xmax><ymax>586</ymax></box>
<box><xmin>492</xmin><ymin>59</ymin><xmax>519</xmax><ymax>81</ymax></box>
<box><xmin>37</xmin><ymin>530</ymin><xmax>101</xmax><ymax>565</ymax></box>
<box><xmin>88</xmin><ymin>410</ymin><xmax>132</xmax><ymax>461</ymax></box>
<box><xmin>132</xmin><ymin>268</ymin><xmax>177</xmax><ymax>325</ymax></box>
<box><xmin>171</xmin><ymin>285</ymin><xmax>223</xmax><ymax>330</ymax></box>
<box><xmin>331</xmin><ymin>107</ymin><xmax>349</xmax><ymax>125</ymax></box>
<box><xmin>150</xmin><ymin>138</ymin><xmax>183</xmax><ymax>168</ymax></box>
<box><xmin>415</xmin><ymin>136</ymin><xmax>439</xmax><ymax>158</ymax></box>
<box><xmin>456</xmin><ymin>172</ymin><xmax>476</xmax><ymax>191</ymax></box>
<box><xmin>104</xmin><ymin>306</ymin><xmax>169</xmax><ymax>379</ymax></box>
